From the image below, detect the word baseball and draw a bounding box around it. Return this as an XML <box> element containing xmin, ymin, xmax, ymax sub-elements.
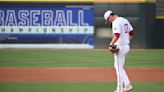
<box><xmin>0</xmin><ymin>9</ymin><xmax>89</xmax><ymax>26</ymax></box>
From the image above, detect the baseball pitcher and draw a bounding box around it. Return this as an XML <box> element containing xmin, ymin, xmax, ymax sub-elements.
<box><xmin>104</xmin><ymin>10</ymin><xmax>135</xmax><ymax>92</ymax></box>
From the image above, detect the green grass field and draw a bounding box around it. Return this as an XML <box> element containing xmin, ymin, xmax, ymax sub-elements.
<box><xmin>0</xmin><ymin>49</ymin><xmax>164</xmax><ymax>68</ymax></box>
<box><xmin>0</xmin><ymin>82</ymin><xmax>164</xmax><ymax>92</ymax></box>
<box><xmin>0</xmin><ymin>49</ymin><xmax>164</xmax><ymax>92</ymax></box>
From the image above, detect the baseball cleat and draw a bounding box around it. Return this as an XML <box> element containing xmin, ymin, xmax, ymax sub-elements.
<box><xmin>114</xmin><ymin>90</ymin><xmax>120</xmax><ymax>92</ymax></box>
<box><xmin>123</xmin><ymin>84</ymin><xmax>133</xmax><ymax>92</ymax></box>
<box><xmin>114</xmin><ymin>89</ymin><xmax>123</xmax><ymax>92</ymax></box>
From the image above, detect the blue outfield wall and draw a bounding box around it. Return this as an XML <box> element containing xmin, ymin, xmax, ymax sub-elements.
<box><xmin>0</xmin><ymin>2</ymin><xmax>94</xmax><ymax>47</ymax></box>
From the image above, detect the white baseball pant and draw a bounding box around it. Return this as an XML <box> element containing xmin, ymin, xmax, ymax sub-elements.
<box><xmin>114</xmin><ymin>44</ymin><xmax>131</xmax><ymax>91</ymax></box>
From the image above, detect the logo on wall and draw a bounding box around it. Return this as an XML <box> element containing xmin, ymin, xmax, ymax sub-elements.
<box><xmin>0</xmin><ymin>3</ymin><xmax>94</xmax><ymax>47</ymax></box>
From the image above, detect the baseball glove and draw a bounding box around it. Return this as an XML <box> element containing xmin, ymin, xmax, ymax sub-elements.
<box><xmin>109</xmin><ymin>45</ymin><xmax>119</xmax><ymax>54</ymax></box>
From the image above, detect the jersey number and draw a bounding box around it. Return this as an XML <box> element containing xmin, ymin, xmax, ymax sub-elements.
<box><xmin>124</xmin><ymin>24</ymin><xmax>128</xmax><ymax>33</ymax></box>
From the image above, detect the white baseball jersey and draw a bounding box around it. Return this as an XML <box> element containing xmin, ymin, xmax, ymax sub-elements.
<box><xmin>112</xmin><ymin>17</ymin><xmax>133</xmax><ymax>45</ymax></box>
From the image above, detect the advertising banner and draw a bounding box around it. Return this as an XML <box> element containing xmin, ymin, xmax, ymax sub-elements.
<box><xmin>0</xmin><ymin>3</ymin><xmax>94</xmax><ymax>48</ymax></box>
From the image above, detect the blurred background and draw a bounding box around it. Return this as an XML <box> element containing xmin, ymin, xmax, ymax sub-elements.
<box><xmin>0</xmin><ymin>1</ymin><xmax>164</xmax><ymax>92</ymax></box>
<box><xmin>0</xmin><ymin>0</ymin><xmax>164</xmax><ymax>49</ymax></box>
